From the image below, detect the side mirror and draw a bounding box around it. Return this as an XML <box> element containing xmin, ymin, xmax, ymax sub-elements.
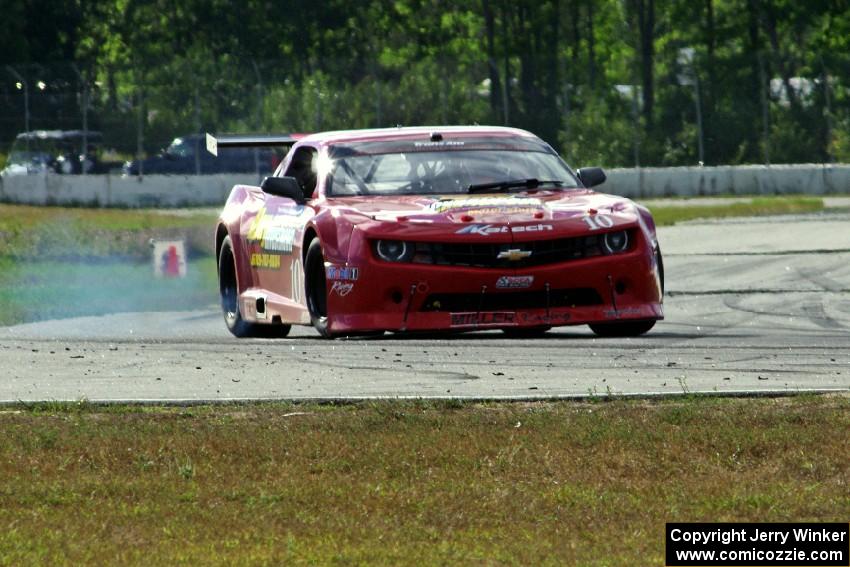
<box><xmin>577</xmin><ymin>167</ymin><xmax>606</xmax><ymax>188</ymax></box>
<box><xmin>261</xmin><ymin>176</ymin><xmax>305</xmax><ymax>203</ymax></box>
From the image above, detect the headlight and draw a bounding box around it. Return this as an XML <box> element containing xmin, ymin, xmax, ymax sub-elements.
<box><xmin>375</xmin><ymin>240</ymin><xmax>413</xmax><ymax>262</ymax></box>
<box><xmin>603</xmin><ymin>230</ymin><xmax>629</xmax><ymax>254</ymax></box>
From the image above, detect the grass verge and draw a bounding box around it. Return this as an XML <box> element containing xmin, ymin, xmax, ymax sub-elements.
<box><xmin>646</xmin><ymin>196</ymin><xmax>825</xmax><ymax>226</ymax></box>
<box><xmin>0</xmin><ymin>256</ymin><xmax>217</xmax><ymax>325</ymax></box>
<box><xmin>0</xmin><ymin>203</ymin><xmax>217</xmax><ymax>258</ymax></box>
<box><xmin>0</xmin><ymin>204</ymin><xmax>219</xmax><ymax>326</ymax></box>
<box><xmin>0</xmin><ymin>396</ymin><xmax>847</xmax><ymax>565</ymax></box>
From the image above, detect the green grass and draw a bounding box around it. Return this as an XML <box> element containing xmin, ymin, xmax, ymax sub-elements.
<box><xmin>0</xmin><ymin>203</ymin><xmax>215</xmax><ymax>232</ymax></box>
<box><xmin>647</xmin><ymin>196</ymin><xmax>825</xmax><ymax>226</ymax></box>
<box><xmin>0</xmin><ymin>256</ymin><xmax>217</xmax><ymax>325</ymax></box>
<box><xmin>0</xmin><ymin>204</ymin><xmax>219</xmax><ymax>325</ymax></box>
<box><xmin>0</xmin><ymin>203</ymin><xmax>216</xmax><ymax>259</ymax></box>
<box><xmin>0</xmin><ymin>396</ymin><xmax>847</xmax><ymax>565</ymax></box>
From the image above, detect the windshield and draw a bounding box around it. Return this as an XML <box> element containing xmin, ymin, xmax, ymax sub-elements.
<box><xmin>8</xmin><ymin>140</ymin><xmax>65</xmax><ymax>165</ymax></box>
<box><xmin>326</xmin><ymin>149</ymin><xmax>578</xmax><ymax>196</ymax></box>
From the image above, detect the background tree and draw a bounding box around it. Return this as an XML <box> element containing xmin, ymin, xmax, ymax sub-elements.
<box><xmin>1</xmin><ymin>0</ymin><xmax>848</xmax><ymax>167</ymax></box>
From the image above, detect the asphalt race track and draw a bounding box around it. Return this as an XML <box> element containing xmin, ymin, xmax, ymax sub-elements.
<box><xmin>2</xmin><ymin>212</ymin><xmax>849</xmax><ymax>403</ymax></box>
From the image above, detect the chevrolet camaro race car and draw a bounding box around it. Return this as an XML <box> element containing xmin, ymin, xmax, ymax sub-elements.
<box><xmin>210</xmin><ymin>126</ymin><xmax>663</xmax><ymax>339</ymax></box>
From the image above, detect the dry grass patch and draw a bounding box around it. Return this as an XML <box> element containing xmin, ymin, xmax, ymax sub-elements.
<box><xmin>0</xmin><ymin>204</ymin><xmax>216</xmax><ymax>259</ymax></box>
<box><xmin>648</xmin><ymin>196</ymin><xmax>824</xmax><ymax>226</ymax></box>
<box><xmin>0</xmin><ymin>397</ymin><xmax>848</xmax><ymax>565</ymax></box>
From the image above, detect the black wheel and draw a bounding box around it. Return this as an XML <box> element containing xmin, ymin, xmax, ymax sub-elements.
<box><xmin>501</xmin><ymin>326</ymin><xmax>551</xmax><ymax>338</ymax></box>
<box><xmin>305</xmin><ymin>238</ymin><xmax>334</xmax><ymax>338</ymax></box>
<box><xmin>589</xmin><ymin>320</ymin><xmax>656</xmax><ymax>337</ymax></box>
<box><xmin>218</xmin><ymin>235</ymin><xmax>291</xmax><ymax>338</ymax></box>
<box><xmin>656</xmin><ymin>246</ymin><xmax>665</xmax><ymax>295</ymax></box>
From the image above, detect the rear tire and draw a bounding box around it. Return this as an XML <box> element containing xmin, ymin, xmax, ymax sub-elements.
<box><xmin>305</xmin><ymin>238</ymin><xmax>334</xmax><ymax>338</ymax></box>
<box><xmin>589</xmin><ymin>319</ymin><xmax>655</xmax><ymax>337</ymax></box>
<box><xmin>218</xmin><ymin>235</ymin><xmax>291</xmax><ymax>338</ymax></box>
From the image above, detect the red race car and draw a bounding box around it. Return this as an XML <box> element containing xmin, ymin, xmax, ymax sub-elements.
<box><xmin>210</xmin><ymin>126</ymin><xmax>663</xmax><ymax>339</ymax></box>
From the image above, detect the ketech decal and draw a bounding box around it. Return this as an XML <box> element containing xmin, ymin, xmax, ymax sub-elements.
<box><xmin>429</xmin><ymin>196</ymin><xmax>541</xmax><ymax>213</ymax></box>
<box><xmin>456</xmin><ymin>223</ymin><xmax>553</xmax><ymax>236</ymax></box>
<box><xmin>450</xmin><ymin>312</ymin><xmax>516</xmax><ymax>327</ymax></box>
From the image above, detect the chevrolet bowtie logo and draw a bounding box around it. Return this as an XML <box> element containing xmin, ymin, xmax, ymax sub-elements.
<box><xmin>497</xmin><ymin>248</ymin><xmax>532</xmax><ymax>261</ymax></box>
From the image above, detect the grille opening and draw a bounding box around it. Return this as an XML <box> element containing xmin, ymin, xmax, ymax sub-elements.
<box><xmin>420</xmin><ymin>287</ymin><xmax>603</xmax><ymax>312</ymax></box>
<box><xmin>392</xmin><ymin>230</ymin><xmax>635</xmax><ymax>269</ymax></box>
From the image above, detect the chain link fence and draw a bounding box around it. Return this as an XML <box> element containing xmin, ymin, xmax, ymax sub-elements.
<box><xmin>2</xmin><ymin>53</ymin><xmax>848</xmax><ymax>171</ymax></box>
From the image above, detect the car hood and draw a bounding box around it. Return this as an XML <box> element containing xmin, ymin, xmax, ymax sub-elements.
<box><xmin>329</xmin><ymin>190</ymin><xmax>637</xmax><ymax>226</ymax></box>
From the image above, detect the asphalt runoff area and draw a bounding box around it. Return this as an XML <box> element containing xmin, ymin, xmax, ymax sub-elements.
<box><xmin>3</xmin><ymin>212</ymin><xmax>848</xmax><ymax>402</ymax></box>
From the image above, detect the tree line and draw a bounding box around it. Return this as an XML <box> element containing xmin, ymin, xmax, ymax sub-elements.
<box><xmin>1</xmin><ymin>0</ymin><xmax>848</xmax><ymax>167</ymax></box>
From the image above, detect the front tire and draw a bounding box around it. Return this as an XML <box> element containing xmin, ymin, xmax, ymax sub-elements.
<box><xmin>305</xmin><ymin>238</ymin><xmax>333</xmax><ymax>338</ymax></box>
<box><xmin>218</xmin><ymin>235</ymin><xmax>291</xmax><ymax>338</ymax></box>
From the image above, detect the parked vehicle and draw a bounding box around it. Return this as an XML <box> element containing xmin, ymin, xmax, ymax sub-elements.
<box><xmin>1</xmin><ymin>130</ymin><xmax>106</xmax><ymax>175</ymax></box>
<box><xmin>122</xmin><ymin>134</ymin><xmax>278</xmax><ymax>176</ymax></box>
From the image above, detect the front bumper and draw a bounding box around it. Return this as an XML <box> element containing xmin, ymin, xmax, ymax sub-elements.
<box><xmin>324</xmin><ymin>241</ymin><xmax>663</xmax><ymax>334</ymax></box>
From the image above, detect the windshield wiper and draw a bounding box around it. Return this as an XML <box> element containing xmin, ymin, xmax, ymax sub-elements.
<box><xmin>467</xmin><ymin>178</ymin><xmax>565</xmax><ymax>194</ymax></box>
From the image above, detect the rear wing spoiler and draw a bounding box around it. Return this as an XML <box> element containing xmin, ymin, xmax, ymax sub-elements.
<box><xmin>205</xmin><ymin>133</ymin><xmax>305</xmax><ymax>156</ymax></box>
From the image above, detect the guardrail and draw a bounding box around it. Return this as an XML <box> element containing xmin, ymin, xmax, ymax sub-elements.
<box><xmin>605</xmin><ymin>164</ymin><xmax>850</xmax><ymax>198</ymax></box>
<box><xmin>0</xmin><ymin>173</ymin><xmax>258</xmax><ymax>207</ymax></box>
<box><xmin>1</xmin><ymin>164</ymin><xmax>848</xmax><ymax>207</ymax></box>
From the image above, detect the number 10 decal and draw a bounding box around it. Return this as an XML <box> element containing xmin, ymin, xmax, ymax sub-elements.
<box><xmin>582</xmin><ymin>214</ymin><xmax>614</xmax><ymax>230</ymax></box>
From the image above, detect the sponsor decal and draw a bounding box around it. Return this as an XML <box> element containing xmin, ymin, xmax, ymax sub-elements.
<box><xmin>496</xmin><ymin>275</ymin><xmax>534</xmax><ymax>289</ymax></box>
<box><xmin>250</xmin><ymin>253</ymin><xmax>281</xmax><ymax>269</ymax></box>
<box><xmin>260</xmin><ymin>226</ymin><xmax>296</xmax><ymax>253</ymax></box>
<box><xmin>519</xmin><ymin>312</ymin><xmax>572</xmax><ymax>325</ymax></box>
<box><xmin>430</xmin><ymin>196</ymin><xmax>541</xmax><ymax>213</ymax></box>
<box><xmin>463</xmin><ymin>207</ymin><xmax>541</xmax><ymax>216</ymax></box>
<box><xmin>455</xmin><ymin>223</ymin><xmax>553</xmax><ymax>236</ymax></box>
<box><xmin>603</xmin><ymin>306</ymin><xmax>645</xmax><ymax>319</ymax></box>
<box><xmin>246</xmin><ymin>208</ymin><xmax>301</xmax><ymax>254</ymax></box>
<box><xmin>271</xmin><ymin>204</ymin><xmax>306</xmax><ymax>216</ymax></box>
<box><xmin>450</xmin><ymin>312</ymin><xmax>516</xmax><ymax>327</ymax></box>
<box><xmin>325</xmin><ymin>266</ymin><xmax>360</xmax><ymax>281</ymax></box>
<box><xmin>330</xmin><ymin>281</ymin><xmax>355</xmax><ymax>297</ymax></box>
<box><xmin>413</xmin><ymin>141</ymin><xmax>466</xmax><ymax>148</ymax></box>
